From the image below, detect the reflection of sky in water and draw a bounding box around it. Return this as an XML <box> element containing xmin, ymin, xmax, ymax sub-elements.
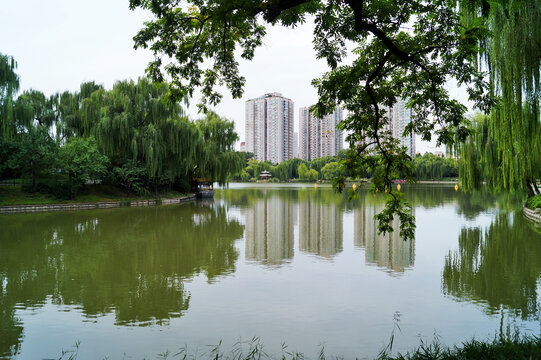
<box><xmin>1</xmin><ymin>185</ymin><xmax>540</xmax><ymax>359</ymax></box>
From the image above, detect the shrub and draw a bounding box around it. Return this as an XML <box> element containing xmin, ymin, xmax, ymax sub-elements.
<box><xmin>526</xmin><ymin>195</ymin><xmax>541</xmax><ymax>210</ymax></box>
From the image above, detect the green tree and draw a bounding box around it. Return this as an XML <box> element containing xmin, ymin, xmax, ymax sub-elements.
<box><xmin>283</xmin><ymin>158</ymin><xmax>305</xmax><ymax>179</ymax></box>
<box><xmin>239</xmin><ymin>170</ymin><xmax>251</xmax><ymax>182</ymax></box>
<box><xmin>193</xmin><ymin>112</ymin><xmax>244</xmax><ymax>185</ymax></box>
<box><xmin>0</xmin><ymin>53</ymin><xmax>19</xmax><ymax>139</ymax></box>
<box><xmin>309</xmin><ymin>156</ymin><xmax>334</xmax><ymax>178</ymax></box>
<box><xmin>321</xmin><ymin>162</ymin><xmax>343</xmax><ymax>180</ymax></box>
<box><xmin>13</xmin><ymin>90</ymin><xmax>57</xmax><ymax>131</ymax></box>
<box><xmin>298</xmin><ymin>163</ymin><xmax>309</xmax><ymax>181</ymax></box>
<box><xmin>60</xmin><ymin>136</ymin><xmax>109</xmax><ymax>196</ymax></box>
<box><xmin>111</xmin><ymin>160</ymin><xmax>150</xmax><ymax>195</ymax></box>
<box><xmin>272</xmin><ymin>162</ymin><xmax>289</xmax><ymax>181</ymax></box>
<box><xmin>130</xmin><ymin>0</ymin><xmax>492</xmax><ymax>239</ymax></box>
<box><xmin>71</xmin><ymin>79</ymin><xmax>196</xmax><ymax>191</ymax></box>
<box><xmin>412</xmin><ymin>153</ymin><xmax>458</xmax><ymax>180</ymax></box>
<box><xmin>458</xmin><ymin>0</ymin><xmax>540</xmax><ymax>194</ymax></box>
<box><xmin>308</xmin><ymin>169</ymin><xmax>319</xmax><ymax>182</ymax></box>
<box><xmin>9</xmin><ymin>126</ymin><xmax>58</xmax><ymax>191</ymax></box>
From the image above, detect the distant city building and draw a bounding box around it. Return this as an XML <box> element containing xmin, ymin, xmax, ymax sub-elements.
<box><xmin>386</xmin><ymin>98</ymin><xmax>416</xmax><ymax>158</ymax></box>
<box><xmin>358</xmin><ymin>98</ymin><xmax>416</xmax><ymax>158</ymax></box>
<box><xmin>298</xmin><ymin>105</ymin><xmax>343</xmax><ymax>161</ymax></box>
<box><xmin>240</xmin><ymin>141</ymin><xmax>246</xmax><ymax>153</ymax></box>
<box><xmin>299</xmin><ymin>106</ymin><xmax>319</xmax><ymax>161</ymax></box>
<box><xmin>245</xmin><ymin>93</ymin><xmax>294</xmax><ymax>164</ymax></box>
<box><xmin>433</xmin><ymin>151</ymin><xmax>444</xmax><ymax>158</ymax></box>
<box><xmin>293</xmin><ymin>132</ymin><xmax>298</xmax><ymax>158</ymax></box>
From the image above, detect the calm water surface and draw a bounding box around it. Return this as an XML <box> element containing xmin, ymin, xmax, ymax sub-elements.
<box><xmin>1</xmin><ymin>184</ymin><xmax>540</xmax><ymax>359</ymax></box>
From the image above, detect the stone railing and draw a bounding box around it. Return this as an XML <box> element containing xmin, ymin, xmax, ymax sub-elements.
<box><xmin>0</xmin><ymin>194</ymin><xmax>197</xmax><ymax>214</ymax></box>
<box><xmin>523</xmin><ymin>203</ymin><xmax>541</xmax><ymax>225</ymax></box>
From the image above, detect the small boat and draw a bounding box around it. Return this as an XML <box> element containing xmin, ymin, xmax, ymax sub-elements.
<box><xmin>192</xmin><ymin>178</ymin><xmax>215</xmax><ymax>198</ymax></box>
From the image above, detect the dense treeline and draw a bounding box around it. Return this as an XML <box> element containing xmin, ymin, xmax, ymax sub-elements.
<box><xmin>237</xmin><ymin>151</ymin><xmax>457</xmax><ymax>182</ymax></box>
<box><xmin>412</xmin><ymin>153</ymin><xmax>458</xmax><ymax>180</ymax></box>
<box><xmin>236</xmin><ymin>151</ymin><xmax>349</xmax><ymax>182</ymax></box>
<box><xmin>0</xmin><ymin>53</ymin><xmax>244</xmax><ymax>198</ymax></box>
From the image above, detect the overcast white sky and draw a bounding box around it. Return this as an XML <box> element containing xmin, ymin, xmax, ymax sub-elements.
<box><xmin>1</xmin><ymin>0</ymin><xmax>470</xmax><ymax>154</ymax></box>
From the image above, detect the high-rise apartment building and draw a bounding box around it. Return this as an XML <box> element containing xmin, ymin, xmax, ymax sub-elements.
<box><xmin>293</xmin><ymin>132</ymin><xmax>298</xmax><ymax>158</ymax></box>
<box><xmin>245</xmin><ymin>93</ymin><xmax>294</xmax><ymax>164</ymax></box>
<box><xmin>386</xmin><ymin>98</ymin><xmax>416</xmax><ymax>158</ymax></box>
<box><xmin>358</xmin><ymin>98</ymin><xmax>416</xmax><ymax>158</ymax></box>
<box><xmin>298</xmin><ymin>106</ymin><xmax>343</xmax><ymax>161</ymax></box>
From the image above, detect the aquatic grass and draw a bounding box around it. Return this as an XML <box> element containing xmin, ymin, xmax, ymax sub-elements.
<box><xmin>51</xmin><ymin>335</ymin><xmax>541</xmax><ymax>360</ymax></box>
<box><xmin>376</xmin><ymin>335</ymin><xmax>541</xmax><ymax>360</ymax></box>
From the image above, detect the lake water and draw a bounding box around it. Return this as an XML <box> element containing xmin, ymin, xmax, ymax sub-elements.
<box><xmin>1</xmin><ymin>184</ymin><xmax>540</xmax><ymax>359</ymax></box>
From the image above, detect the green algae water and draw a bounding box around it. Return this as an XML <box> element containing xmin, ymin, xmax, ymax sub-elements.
<box><xmin>1</xmin><ymin>184</ymin><xmax>540</xmax><ymax>359</ymax></box>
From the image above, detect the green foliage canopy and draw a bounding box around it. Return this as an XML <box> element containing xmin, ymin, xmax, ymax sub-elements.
<box><xmin>8</xmin><ymin>126</ymin><xmax>58</xmax><ymax>191</ymax></box>
<box><xmin>321</xmin><ymin>162</ymin><xmax>344</xmax><ymax>180</ymax></box>
<box><xmin>412</xmin><ymin>153</ymin><xmax>458</xmax><ymax>180</ymax></box>
<box><xmin>60</xmin><ymin>136</ymin><xmax>109</xmax><ymax>192</ymax></box>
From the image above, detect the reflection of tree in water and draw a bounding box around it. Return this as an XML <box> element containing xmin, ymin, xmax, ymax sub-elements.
<box><xmin>0</xmin><ymin>202</ymin><xmax>244</xmax><ymax>359</ymax></box>
<box><xmin>399</xmin><ymin>184</ymin><xmax>456</xmax><ymax>209</ymax></box>
<box><xmin>354</xmin><ymin>194</ymin><xmax>415</xmax><ymax>275</ymax></box>
<box><xmin>454</xmin><ymin>190</ymin><xmax>524</xmax><ymax>220</ymax></box>
<box><xmin>0</xmin><ymin>297</ymin><xmax>23</xmax><ymax>360</ymax></box>
<box><xmin>442</xmin><ymin>213</ymin><xmax>541</xmax><ymax>320</ymax></box>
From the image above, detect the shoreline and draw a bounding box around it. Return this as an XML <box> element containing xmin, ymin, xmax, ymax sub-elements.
<box><xmin>0</xmin><ymin>194</ymin><xmax>197</xmax><ymax>214</ymax></box>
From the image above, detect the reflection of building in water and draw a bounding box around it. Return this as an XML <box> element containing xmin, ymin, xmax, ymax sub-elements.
<box><xmin>244</xmin><ymin>196</ymin><xmax>295</xmax><ymax>265</ymax></box>
<box><xmin>298</xmin><ymin>199</ymin><xmax>343</xmax><ymax>258</ymax></box>
<box><xmin>354</xmin><ymin>201</ymin><xmax>415</xmax><ymax>274</ymax></box>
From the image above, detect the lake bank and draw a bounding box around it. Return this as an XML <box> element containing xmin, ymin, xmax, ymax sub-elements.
<box><xmin>0</xmin><ymin>186</ymin><xmax>195</xmax><ymax>213</ymax></box>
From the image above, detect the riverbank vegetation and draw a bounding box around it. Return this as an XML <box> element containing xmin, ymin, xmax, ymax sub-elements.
<box><xmin>0</xmin><ymin>54</ymin><xmax>244</xmax><ymax>200</ymax></box>
<box><xmin>54</xmin><ymin>335</ymin><xmax>541</xmax><ymax>360</ymax></box>
<box><xmin>236</xmin><ymin>152</ymin><xmax>458</xmax><ymax>183</ymax></box>
<box><xmin>0</xmin><ymin>185</ymin><xmax>190</xmax><ymax>206</ymax></box>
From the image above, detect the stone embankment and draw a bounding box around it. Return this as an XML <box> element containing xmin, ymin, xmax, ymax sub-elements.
<box><xmin>523</xmin><ymin>203</ymin><xmax>541</xmax><ymax>224</ymax></box>
<box><xmin>0</xmin><ymin>194</ymin><xmax>197</xmax><ymax>214</ymax></box>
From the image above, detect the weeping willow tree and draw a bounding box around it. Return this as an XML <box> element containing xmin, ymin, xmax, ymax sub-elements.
<box><xmin>458</xmin><ymin>0</ymin><xmax>541</xmax><ymax>194</ymax></box>
<box><xmin>72</xmin><ymin>78</ymin><xmax>243</xmax><ymax>189</ymax></box>
<box><xmin>194</xmin><ymin>111</ymin><xmax>244</xmax><ymax>185</ymax></box>
<box><xmin>13</xmin><ymin>89</ymin><xmax>58</xmax><ymax>132</ymax></box>
<box><xmin>75</xmin><ymin>78</ymin><xmax>200</xmax><ymax>184</ymax></box>
<box><xmin>0</xmin><ymin>53</ymin><xmax>19</xmax><ymax>138</ymax></box>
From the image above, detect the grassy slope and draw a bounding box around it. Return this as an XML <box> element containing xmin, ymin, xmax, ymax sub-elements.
<box><xmin>0</xmin><ymin>185</ymin><xmax>189</xmax><ymax>206</ymax></box>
